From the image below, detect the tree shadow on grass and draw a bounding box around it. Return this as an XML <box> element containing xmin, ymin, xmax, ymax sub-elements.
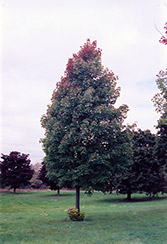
<box><xmin>0</xmin><ymin>191</ymin><xmax>76</xmax><ymax>197</ymax></box>
<box><xmin>97</xmin><ymin>194</ymin><xmax>167</xmax><ymax>204</ymax></box>
<box><xmin>38</xmin><ymin>193</ymin><xmax>76</xmax><ymax>198</ymax></box>
<box><xmin>0</xmin><ymin>191</ymin><xmax>36</xmax><ymax>195</ymax></box>
<box><xmin>0</xmin><ymin>189</ymin><xmax>76</xmax><ymax>197</ymax></box>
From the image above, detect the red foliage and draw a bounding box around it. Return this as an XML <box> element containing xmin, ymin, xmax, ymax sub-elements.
<box><xmin>66</xmin><ymin>58</ymin><xmax>74</xmax><ymax>75</ymax></box>
<box><xmin>78</xmin><ymin>39</ymin><xmax>102</xmax><ymax>61</ymax></box>
<box><xmin>51</xmin><ymin>40</ymin><xmax>102</xmax><ymax>101</ymax></box>
<box><xmin>65</xmin><ymin>39</ymin><xmax>101</xmax><ymax>75</ymax></box>
<box><xmin>159</xmin><ymin>23</ymin><xmax>167</xmax><ymax>45</ymax></box>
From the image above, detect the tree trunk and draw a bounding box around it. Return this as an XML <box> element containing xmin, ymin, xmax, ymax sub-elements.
<box><xmin>57</xmin><ymin>188</ymin><xmax>60</xmax><ymax>196</ymax></box>
<box><xmin>14</xmin><ymin>188</ymin><xmax>16</xmax><ymax>193</ymax></box>
<box><xmin>76</xmin><ymin>186</ymin><xmax>80</xmax><ymax>212</ymax></box>
<box><xmin>127</xmin><ymin>191</ymin><xmax>131</xmax><ymax>200</ymax></box>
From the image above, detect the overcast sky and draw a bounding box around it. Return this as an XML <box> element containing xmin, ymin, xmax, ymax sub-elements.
<box><xmin>1</xmin><ymin>0</ymin><xmax>167</xmax><ymax>164</ymax></box>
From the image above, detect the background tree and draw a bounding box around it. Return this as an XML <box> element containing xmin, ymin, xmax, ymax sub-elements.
<box><xmin>152</xmin><ymin>28</ymin><xmax>167</xmax><ymax>185</ymax></box>
<box><xmin>38</xmin><ymin>162</ymin><xmax>60</xmax><ymax>195</ymax></box>
<box><xmin>132</xmin><ymin>129</ymin><xmax>166</xmax><ymax>196</ymax></box>
<box><xmin>153</xmin><ymin>69</ymin><xmax>167</xmax><ymax>180</ymax></box>
<box><xmin>117</xmin><ymin>129</ymin><xmax>166</xmax><ymax>199</ymax></box>
<box><xmin>31</xmin><ymin>163</ymin><xmax>42</xmax><ymax>189</ymax></box>
<box><xmin>41</xmin><ymin>40</ymin><xmax>130</xmax><ymax>212</ymax></box>
<box><xmin>0</xmin><ymin>151</ymin><xmax>34</xmax><ymax>193</ymax></box>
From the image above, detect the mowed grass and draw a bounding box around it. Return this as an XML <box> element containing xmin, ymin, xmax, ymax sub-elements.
<box><xmin>1</xmin><ymin>190</ymin><xmax>167</xmax><ymax>244</ymax></box>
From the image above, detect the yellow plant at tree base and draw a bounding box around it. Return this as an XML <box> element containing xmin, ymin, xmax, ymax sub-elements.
<box><xmin>67</xmin><ymin>208</ymin><xmax>85</xmax><ymax>221</ymax></box>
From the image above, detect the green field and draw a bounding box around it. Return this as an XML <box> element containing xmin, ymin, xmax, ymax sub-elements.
<box><xmin>1</xmin><ymin>190</ymin><xmax>167</xmax><ymax>244</ymax></box>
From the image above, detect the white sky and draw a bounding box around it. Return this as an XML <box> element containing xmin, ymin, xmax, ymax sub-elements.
<box><xmin>1</xmin><ymin>0</ymin><xmax>167</xmax><ymax>164</ymax></box>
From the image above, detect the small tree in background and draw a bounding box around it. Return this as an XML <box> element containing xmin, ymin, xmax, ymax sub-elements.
<box><xmin>0</xmin><ymin>151</ymin><xmax>34</xmax><ymax>193</ymax></box>
<box><xmin>117</xmin><ymin>129</ymin><xmax>166</xmax><ymax>199</ymax></box>
<box><xmin>41</xmin><ymin>40</ymin><xmax>130</xmax><ymax>213</ymax></box>
<box><xmin>132</xmin><ymin>129</ymin><xmax>166</xmax><ymax>196</ymax></box>
<box><xmin>115</xmin><ymin>165</ymin><xmax>137</xmax><ymax>200</ymax></box>
<box><xmin>31</xmin><ymin>163</ymin><xmax>42</xmax><ymax>189</ymax></box>
<box><xmin>38</xmin><ymin>162</ymin><xmax>60</xmax><ymax>195</ymax></box>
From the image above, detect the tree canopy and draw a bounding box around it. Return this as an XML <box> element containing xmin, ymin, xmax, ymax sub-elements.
<box><xmin>152</xmin><ymin>69</ymin><xmax>167</xmax><ymax>115</ymax></box>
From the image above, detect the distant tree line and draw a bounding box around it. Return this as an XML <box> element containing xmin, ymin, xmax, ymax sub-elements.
<box><xmin>0</xmin><ymin>152</ymin><xmax>60</xmax><ymax>193</ymax></box>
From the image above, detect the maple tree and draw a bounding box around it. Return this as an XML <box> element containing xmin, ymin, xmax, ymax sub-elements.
<box><xmin>41</xmin><ymin>40</ymin><xmax>130</xmax><ymax>212</ymax></box>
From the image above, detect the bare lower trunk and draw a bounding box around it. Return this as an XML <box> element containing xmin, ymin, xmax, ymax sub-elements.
<box><xmin>57</xmin><ymin>188</ymin><xmax>60</xmax><ymax>196</ymax></box>
<box><xmin>127</xmin><ymin>191</ymin><xmax>131</xmax><ymax>200</ymax></box>
<box><xmin>14</xmin><ymin>188</ymin><xmax>16</xmax><ymax>193</ymax></box>
<box><xmin>76</xmin><ymin>186</ymin><xmax>80</xmax><ymax>212</ymax></box>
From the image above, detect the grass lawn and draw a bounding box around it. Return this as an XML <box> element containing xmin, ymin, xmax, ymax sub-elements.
<box><xmin>0</xmin><ymin>190</ymin><xmax>167</xmax><ymax>244</ymax></box>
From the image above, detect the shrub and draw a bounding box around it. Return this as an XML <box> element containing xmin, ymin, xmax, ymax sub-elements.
<box><xmin>67</xmin><ymin>208</ymin><xmax>85</xmax><ymax>221</ymax></box>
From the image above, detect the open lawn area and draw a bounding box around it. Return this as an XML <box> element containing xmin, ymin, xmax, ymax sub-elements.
<box><xmin>0</xmin><ymin>190</ymin><xmax>167</xmax><ymax>244</ymax></box>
